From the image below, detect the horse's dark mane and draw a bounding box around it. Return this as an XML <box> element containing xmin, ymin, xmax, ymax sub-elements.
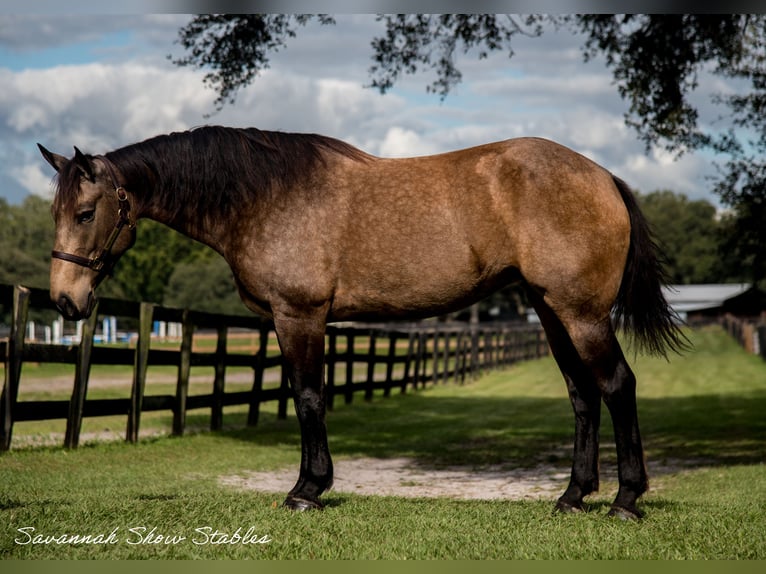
<box><xmin>54</xmin><ymin>126</ymin><xmax>370</xmax><ymax>226</ymax></box>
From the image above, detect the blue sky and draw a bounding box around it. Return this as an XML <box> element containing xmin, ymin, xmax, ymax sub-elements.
<box><xmin>0</xmin><ymin>31</ymin><xmax>136</xmax><ymax>71</ymax></box>
<box><xmin>0</xmin><ymin>13</ymin><xmax>737</xmax><ymax>206</ymax></box>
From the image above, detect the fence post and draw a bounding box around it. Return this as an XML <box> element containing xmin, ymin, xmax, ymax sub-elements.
<box><xmin>431</xmin><ymin>331</ymin><xmax>437</xmax><ymax>382</ymax></box>
<box><xmin>429</xmin><ymin>329</ymin><xmax>438</xmax><ymax>384</ymax></box>
<box><xmin>64</xmin><ymin>304</ymin><xmax>99</xmax><ymax>449</ymax></box>
<box><xmin>470</xmin><ymin>327</ymin><xmax>480</xmax><ymax>379</ymax></box>
<box><xmin>383</xmin><ymin>332</ymin><xmax>397</xmax><ymax>397</ymax></box>
<box><xmin>413</xmin><ymin>332</ymin><xmax>425</xmax><ymax>388</ymax></box>
<box><xmin>127</xmin><ymin>302</ymin><xmax>154</xmax><ymax>443</ymax></box>
<box><xmin>429</xmin><ymin>331</ymin><xmax>437</xmax><ymax>384</ymax></box>
<box><xmin>537</xmin><ymin>328</ymin><xmax>547</xmax><ymax>358</ymax></box>
<box><xmin>485</xmin><ymin>330</ymin><xmax>494</xmax><ymax>369</ymax></box>
<box><xmin>326</xmin><ymin>329</ymin><xmax>337</xmax><ymax>410</ymax></box>
<box><xmin>345</xmin><ymin>332</ymin><xmax>355</xmax><ymax>404</ymax></box>
<box><xmin>365</xmin><ymin>330</ymin><xmax>377</xmax><ymax>401</ymax></box>
<box><xmin>211</xmin><ymin>324</ymin><xmax>227</xmax><ymax>431</ymax></box>
<box><xmin>1</xmin><ymin>285</ymin><xmax>30</xmax><ymax>452</ymax></box>
<box><xmin>442</xmin><ymin>330</ymin><xmax>451</xmax><ymax>384</ymax></box>
<box><xmin>455</xmin><ymin>331</ymin><xmax>466</xmax><ymax>384</ymax></box>
<box><xmin>173</xmin><ymin>310</ymin><xmax>194</xmax><ymax>436</ymax></box>
<box><xmin>247</xmin><ymin>324</ymin><xmax>270</xmax><ymax>426</ymax></box>
<box><xmin>401</xmin><ymin>332</ymin><xmax>416</xmax><ymax>393</ymax></box>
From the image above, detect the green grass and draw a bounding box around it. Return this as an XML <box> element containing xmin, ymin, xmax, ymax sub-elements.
<box><xmin>1</xmin><ymin>326</ymin><xmax>765</xmax><ymax>559</ymax></box>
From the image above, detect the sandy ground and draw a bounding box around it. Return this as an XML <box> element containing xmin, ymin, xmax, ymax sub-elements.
<box><xmin>217</xmin><ymin>455</ymin><xmax>708</xmax><ymax>502</ymax></box>
<box><xmin>219</xmin><ymin>457</ymin><xmax>575</xmax><ymax>501</ymax></box>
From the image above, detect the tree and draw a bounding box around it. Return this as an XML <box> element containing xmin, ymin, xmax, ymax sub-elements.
<box><xmin>0</xmin><ymin>192</ymin><xmax>247</xmax><ymax>314</ymax></box>
<box><xmin>173</xmin><ymin>14</ymin><xmax>766</xmax><ymax>283</ymax></box>
<box><xmin>572</xmin><ymin>16</ymin><xmax>765</xmax><ymax>285</ymax></box>
<box><xmin>0</xmin><ymin>195</ymin><xmax>54</xmax><ymax>289</ymax></box>
<box><xmin>104</xmin><ymin>220</ymin><xmax>213</xmax><ymax>304</ymax></box>
<box><xmin>164</xmin><ymin>255</ymin><xmax>248</xmax><ymax>316</ymax></box>
<box><xmin>637</xmin><ymin>190</ymin><xmax>729</xmax><ymax>285</ymax></box>
<box><xmin>0</xmin><ymin>196</ymin><xmax>56</xmax><ymax>325</ymax></box>
<box><xmin>173</xmin><ymin>14</ymin><xmax>336</xmax><ymax>110</ymax></box>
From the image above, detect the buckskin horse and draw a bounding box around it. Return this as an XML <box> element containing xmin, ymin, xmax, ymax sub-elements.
<box><xmin>38</xmin><ymin>126</ymin><xmax>685</xmax><ymax>519</ymax></box>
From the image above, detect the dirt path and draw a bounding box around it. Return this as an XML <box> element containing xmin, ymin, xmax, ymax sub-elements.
<box><xmin>218</xmin><ymin>455</ymin><xmax>705</xmax><ymax>501</ymax></box>
<box><xmin>219</xmin><ymin>457</ymin><xmax>572</xmax><ymax>501</ymax></box>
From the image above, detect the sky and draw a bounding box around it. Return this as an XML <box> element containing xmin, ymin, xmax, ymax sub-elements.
<box><xmin>0</xmin><ymin>12</ymin><xmax>743</xmax><ymax>206</ymax></box>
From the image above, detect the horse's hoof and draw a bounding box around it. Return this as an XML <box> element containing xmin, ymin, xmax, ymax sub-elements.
<box><xmin>282</xmin><ymin>495</ymin><xmax>324</xmax><ymax>511</ymax></box>
<box><xmin>607</xmin><ymin>505</ymin><xmax>643</xmax><ymax>521</ymax></box>
<box><xmin>553</xmin><ymin>499</ymin><xmax>584</xmax><ymax>514</ymax></box>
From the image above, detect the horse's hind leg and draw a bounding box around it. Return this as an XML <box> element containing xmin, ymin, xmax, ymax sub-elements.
<box><xmin>597</xmin><ymin>337</ymin><xmax>648</xmax><ymax>519</ymax></box>
<box><xmin>530</xmin><ymin>291</ymin><xmax>648</xmax><ymax>518</ymax></box>
<box><xmin>529</xmin><ymin>291</ymin><xmax>602</xmax><ymax>512</ymax></box>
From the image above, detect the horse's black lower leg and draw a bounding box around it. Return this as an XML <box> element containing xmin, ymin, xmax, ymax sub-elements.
<box><xmin>531</xmin><ymin>287</ymin><xmax>648</xmax><ymax>518</ymax></box>
<box><xmin>557</xmin><ymin>373</ymin><xmax>602</xmax><ymax>513</ymax></box>
<box><xmin>528</xmin><ymin>291</ymin><xmax>601</xmax><ymax>513</ymax></box>
<box><xmin>273</xmin><ymin>311</ymin><xmax>333</xmax><ymax>511</ymax></box>
<box><xmin>284</xmin><ymin>381</ymin><xmax>333</xmax><ymax>510</ymax></box>
<box><xmin>573</xmin><ymin>327</ymin><xmax>647</xmax><ymax>519</ymax></box>
<box><xmin>600</xmin><ymin>352</ymin><xmax>648</xmax><ymax>519</ymax></box>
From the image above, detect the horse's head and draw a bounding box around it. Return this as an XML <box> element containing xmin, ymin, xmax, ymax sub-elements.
<box><xmin>38</xmin><ymin>144</ymin><xmax>136</xmax><ymax>321</ymax></box>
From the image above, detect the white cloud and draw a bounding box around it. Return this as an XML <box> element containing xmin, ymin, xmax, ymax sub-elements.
<box><xmin>0</xmin><ymin>14</ymin><xmax>731</xmax><ymax>208</ymax></box>
<box><xmin>0</xmin><ymin>61</ymin><xmax>217</xmax><ymax>199</ymax></box>
<box><xmin>4</xmin><ymin>57</ymin><xmax>714</xmax><ymax>204</ymax></box>
<box><xmin>478</xmin><ymin>72</ymin><xmax>615</xmax><ymax>103</ymax></box>
<box><xmin>562</xmin><ymin>109</ymin><xmax>630</xmax><ymax>151</ymax></box>
<box><xmin>9</xmin><ymin>161</ymin><xmax>55</xmax><ymax>199</ymax></box>
<box><xmin>617</xmin><ymin>148</ymin><xmax>712</xmax><ymax>200</ymax></box>
<box><xmin>378</xmin><ymin>127</ymin><xmax>441</xmax><ymax>158</ymax></box>
<box><xmin>8</xmin><ymin>102</ymin><xmax>47</xmax><ymax>132</ymax></box>
<box><xmin>315</xmin><ymin>78</ymin><xmax>406</xmax><ymax>137</ymax></box>
<box><xmin>0</xmin><ymin>64</ymin><xmax>218</xmax><ymax>165</ymax></box>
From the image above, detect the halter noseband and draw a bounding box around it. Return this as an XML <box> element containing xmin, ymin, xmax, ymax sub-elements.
<box><xmin>51</xmin><ymin>155</ymin><xmax>135</xmax><ymax>280</ymax></box>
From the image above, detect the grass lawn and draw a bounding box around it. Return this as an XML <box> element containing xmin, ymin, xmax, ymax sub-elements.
<box><xmin>1</xmin><ymin>326</ymin><xmax>764</xmax><ymax>559</ymax></box>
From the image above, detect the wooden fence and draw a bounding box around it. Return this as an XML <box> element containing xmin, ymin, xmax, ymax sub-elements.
<box><xmin>721</xmin><ymin>313</ymin><xmax>766</xmax><ymax>360</ymax></box>
<box><xmin>0</xmin><ymin>284</ymin><xmax>548</xmax><ymax>451</ymax></box>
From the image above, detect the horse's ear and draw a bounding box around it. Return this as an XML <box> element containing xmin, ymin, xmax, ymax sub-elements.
<box><xmin>73</xmin><ymin>146</ymin><xmax>94</xmax><ymax>181</ymax></box>
<box><xmin>37</xmin><ymin>143</ymin><xmax>69</xmax><ymax>173</ymax></box>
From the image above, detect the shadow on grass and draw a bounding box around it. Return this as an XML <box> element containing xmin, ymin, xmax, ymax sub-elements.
<box><xmin>203</xmin><ymin>388</ymin><xmax>766</xmax><ymax>473</ymax></box>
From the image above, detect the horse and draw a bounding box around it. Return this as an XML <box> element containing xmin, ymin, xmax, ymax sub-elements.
<box><xmin>38</xmin><ymin>126</ymin><xmax>685</xmax><ymax>519</ymax></box>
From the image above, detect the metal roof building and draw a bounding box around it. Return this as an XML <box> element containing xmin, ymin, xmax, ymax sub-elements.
<box><xmin>662</xmin><ymin>283</ymin><xmax>765</xmax><ymax>320</ymax></box>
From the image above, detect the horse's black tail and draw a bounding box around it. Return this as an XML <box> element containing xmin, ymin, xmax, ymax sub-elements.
<box><xmin>612</xmin><ymin>176</ymin><xmax>689</xmax><ymax>357</ymax></box>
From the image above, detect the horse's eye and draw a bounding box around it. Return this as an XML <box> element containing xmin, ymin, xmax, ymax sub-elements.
<box><xmin>76</xmin><ymin>210</ymin><xmax>95</xmax><ymax>224</ymax></box>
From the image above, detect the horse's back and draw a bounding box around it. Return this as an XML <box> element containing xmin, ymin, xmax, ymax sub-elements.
<box><xmin>326</xmin><ymin>137</ymin><xmax>630</xmax><ymax>321</ymax></box>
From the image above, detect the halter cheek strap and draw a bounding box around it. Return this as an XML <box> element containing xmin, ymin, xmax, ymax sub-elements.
<box><xmin>51</xmin><ymin>155</ymin><xmax>135</xmax><ymax>280</ymax></box>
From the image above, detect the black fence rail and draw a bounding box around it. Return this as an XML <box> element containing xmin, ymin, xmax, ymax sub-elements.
<box><xmin>1</xmin><ymin>284</ymin><xmax>548</xmax><ymax>451</ymax></box>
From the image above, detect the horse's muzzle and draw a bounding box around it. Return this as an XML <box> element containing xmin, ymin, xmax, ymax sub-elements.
<box><xmin>54</xmin><ymin>291</ymin><xmax>96</xmax><ymax>321</ymax></box>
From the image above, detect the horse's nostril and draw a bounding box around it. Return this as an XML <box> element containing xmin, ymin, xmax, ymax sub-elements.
<box><xmin>56</xmin><ymin>294</ymin><xmax>77</xmax><ymax>320</ymax></box>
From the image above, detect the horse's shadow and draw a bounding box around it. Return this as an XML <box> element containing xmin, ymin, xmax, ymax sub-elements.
<box><xmin>208</xmin><ymin>390</ymin><xmax>766</xmax><ymax>473</ymax></box>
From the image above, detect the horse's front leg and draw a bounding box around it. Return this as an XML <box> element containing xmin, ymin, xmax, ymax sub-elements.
<box><xmin>273</xmin><ymin>309</ymin><xmax>333</xmax><ymax>510</ymax></box>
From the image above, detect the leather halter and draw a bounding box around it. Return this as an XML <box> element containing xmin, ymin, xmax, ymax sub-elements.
<box><xmin>51</xmin><ymin>155</ymin><xmax>135</xmax><ymax>281</ymax></box>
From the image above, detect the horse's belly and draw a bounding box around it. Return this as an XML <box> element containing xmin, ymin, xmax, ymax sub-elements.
<box><xmin>329</xmin><ymin>261</ymin><xmax>521</xmax><ymax>322</ymax></box>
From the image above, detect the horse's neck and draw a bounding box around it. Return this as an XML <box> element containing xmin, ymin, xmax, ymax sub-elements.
<box><xmin>138</xmin><ymin>192</ymin><xmax>230</xmax><ymax>258</ymax></box>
